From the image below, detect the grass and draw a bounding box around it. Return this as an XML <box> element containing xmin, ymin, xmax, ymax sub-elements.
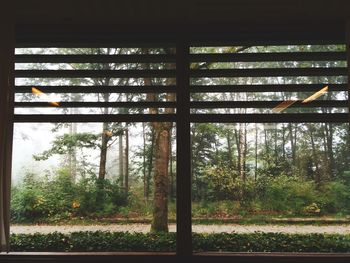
<box><xmin>11</xmin><ymin>199</ymin><xmax>350</xmax><ymax>226</ymax></box>
<box><xmin>11</xmin><ymin>214</ymin><xmax>350</xmax><ymax>226</ymax></box>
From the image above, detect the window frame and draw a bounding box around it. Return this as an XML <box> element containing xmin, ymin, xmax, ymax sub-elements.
<box><xmin>1</xmin><ymin>20</ymin><xmax>350</xmax><ymax>262</ymax></box>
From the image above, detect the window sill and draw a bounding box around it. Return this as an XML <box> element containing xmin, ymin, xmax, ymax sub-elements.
<box><xmin>1</xmin><ymin>252</ymin><xmax>350</xmax><ymax>263</ymax></box>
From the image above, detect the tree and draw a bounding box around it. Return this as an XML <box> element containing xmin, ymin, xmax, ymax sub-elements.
<box><xmin>142</xmin><ymin>47</ymin><xmax>176</xmax><ymax>232</ymax></box>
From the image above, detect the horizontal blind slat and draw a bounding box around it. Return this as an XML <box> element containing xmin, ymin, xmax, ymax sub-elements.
<box><xmin>15</xmin><ymin>85</ymin><xmax>177</xmax><ymax>93</ymax></box>
<box><xmin>15</xmin><ymin>101</ymin><xmax>177</xmax><ymax>108</ymax></box>
<box><xmin>190</xmin><ymin>100</ymin><xmax>347</xmax><ymax>108</ymax></box>
<box><xmin>190</xmin><ymin>84</ymin><xmax>347</xmax><ymax>92</ymax></box>
<box><xmin>15</xmin><ymin>54</ymin><xmax>176</xmax><ymax>63</ymax></box>
<box><xmin>190</xmin><ymin>68</ymin><xmax>347</xmax><ymax>77</ymax></box>
<box><xmin>15</xmin><ymin>69</ymin><xmax>177</xmax><ymax>78</ymax></box>
<box><xmin>190</xmin><ymin>113</ymin><xmax>348</xmax><ymax>123</ymax></box>
<box><xmin>190</xmin><ymin>52</ymin><xmax>346</xmax><ymax>62</ymax></box>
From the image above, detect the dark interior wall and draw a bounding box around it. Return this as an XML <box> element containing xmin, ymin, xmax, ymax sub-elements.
<box><xmin>14</xmin><ymin>0</ymin><xmax>350</xmax><ymax>25</ymax></box>
<box><xmin>14</xmin><ymin>0</ymin><xmax>350</xmax><ymax>31</ymax></box>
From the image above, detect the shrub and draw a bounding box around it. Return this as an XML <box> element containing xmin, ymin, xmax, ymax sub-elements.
<box><xmin>192</xmin><ymin>232</ymin><xmax>350</xmax><ymax>252</ymax></box>
<box><xmin>11</xmin><ymin>173</ymin><xmax>48</xmax><ymax>222</ymax></box>
<box><xmin>319</xmin><ymin>181</ymin><xmax>350</xmax><ymax>214</ymax></box>
<box><xmin>10</xmin><ymin>231</ymin><xmax>350</xmax><ymax>252</ymax></box>
<box><xmin>11</xmin><ymin>169</ymin><xmax>128</xmax><ymax>223</ymax></box>
<box><xmin>203</xmin><ymin>164</ymin><xmax>256</xmax><ymax>206</ymax></box>
<box><xmin>192</xmin><ymin>201</ymin><xmax>240</xmax><ymax>218</ymax></box>
<box><xmin>259</xmin><ymin>175</ymin><xmax>319</xmax><ymax>214</ymax></box>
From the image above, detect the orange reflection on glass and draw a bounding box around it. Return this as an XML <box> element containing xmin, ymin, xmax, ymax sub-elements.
<box><xmin>272</xmin><ymin>86</ymin><xmax>329</xmax><ymax>113</ymax></box>
<box><xmin>104</xmin><ymin>130</ymin><xmax>113</xmax><ymax>137</ymax></box>
<box><xmin>272</xmin><ymin>100</ymin><xmax>297</xmax><ymax>113</ymax></box>
<box><xmin>32</xmin><ymin>87</ymin><xmax>60</xmax><ymax>107</ymax></box>
<box><xmin>302</xmin><ymin>86</ymin><xmax>328</xmax><ymax>103</ymax></box>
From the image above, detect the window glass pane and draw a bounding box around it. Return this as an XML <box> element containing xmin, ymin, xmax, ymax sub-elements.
<box><xmin>191</xmin><ymin>122</ymin><xmax>350</xmax><ymax>252</ymax></box>
<box><xmin>11</xmin><ymin>122</ymin><xmax>176</xmax><ymax>252</ymax></box>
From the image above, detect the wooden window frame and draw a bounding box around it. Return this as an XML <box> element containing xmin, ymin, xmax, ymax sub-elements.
<box><xmin>0</xmin><ymin>20</ymin><xmax>350</xmax><ymax>263</ymax></box>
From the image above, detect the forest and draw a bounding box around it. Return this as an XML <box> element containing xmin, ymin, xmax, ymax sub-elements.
<box><xmin>11</xmin><ymin>44</ymin><xmax>350</xmax><ymax>234</ymax></box>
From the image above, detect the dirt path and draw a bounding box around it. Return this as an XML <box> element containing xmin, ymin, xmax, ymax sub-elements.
<box><xmin>10</xmin><ymin>224</ymin><xmax>350</xmax><ymax>235</ymax></box>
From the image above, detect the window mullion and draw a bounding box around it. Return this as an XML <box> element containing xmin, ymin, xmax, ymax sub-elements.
<box><xmin>176</xmin><ymin>40</ymin><xmax>192</xmax><ymax>256</ymax></box>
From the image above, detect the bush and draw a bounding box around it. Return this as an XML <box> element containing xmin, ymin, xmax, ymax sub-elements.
<box><xmin>11</xmin><ymin>169</ymin><xmax>128</xmax><ymax>223</ymax></box>
<box><xmin>11</xmin><ymin>173</ymin><xmax>49</xmax><ymax>222</ymax></box>
<box><xmin>75</xmin><ymin>176</ymin><xmax>128</xmax><ymax>217</ymax></box>
<box><xmin>319</xmin><ymin>181</ymin><xmax>350</xmax><ymax>214</ymax></box>
<box><xmin>259</xmin><ymin>175</ymin><xmax>319</xmax><ymax>215</ymax></box>
<box><xmin>203</xmin><ymin>164</ymin><xmax>257</xmax><ymax>208</ymax></box>
<box><xmin>192</xmin><ymin>232</ymin><xmax>350</xmax><ymax>252</ymax></box>
<box><xmin>10</xmin><ymin>231</ymin><xmax>350</xmax><ymax>252</ymax></box>
<box><xmin>192</xmin><ymin>201</ymin><xmax>240</xmax><ymax>218</ymax></box>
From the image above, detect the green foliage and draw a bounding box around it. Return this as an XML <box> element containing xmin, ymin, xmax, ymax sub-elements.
<box><xmin>203</xmin><ymin>164</ymin><xmax>241</xmax><ymax>200</ymax></box>
<box><xmin>198</xmin><ymin>171</ymin><xmax>342</xmax><ymax>216</ymax></box>
<box><xmin>11</xmin><ymin>231</ymin><xmax>176</xmax><ymax>252</ymax></box>
<box><xmin>319</xmin><ymin>181</ymin><xmax>350</xmax><ymax>214</ymax></box>
<box><xmin>11</xmin><ymin>169</ymin><xmax>128</xmax><ymax>223</ymax></box>
<box><xmin>10</xmin><ymin>231</ymin><xmax>350</xmax><ymax>252</ymax></box>
<box><xmin>12</xmin><ymin>168</ymin><xmax>350</xmax><ymax>223</ymax></box>
<box><xmin>259</xmin><ymin>175</ymin><xmax>319</xmax><ymax>214</ymax></box>
<box><xmin>192</xmin><ymin>201</ymin><xmax>240</xmax><ymax>218</ymax></box>
<box><xmin>192</xmin><ymin>232</ymin><xmax>350</xmax><ymax>252</ymax></box>
<box><xmin>11</xmin><ymin>173</ymin><xmax>47</xmax><ymax>221</ymax></box>
<box><xmin>33</xmin><ymin>133</ymin><xmax>99</xmax><ymax>161</ymax></box>
<box><xmin>75</xmin><ymin>176</ymin><xmax>128</xmax><ymax>217</ymax></box>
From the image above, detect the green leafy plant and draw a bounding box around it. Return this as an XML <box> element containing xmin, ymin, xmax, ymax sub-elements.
<box><xmin>10</xmin><ymin>231</ymin><xmax>350</xmax><ymax>252</ymax></box>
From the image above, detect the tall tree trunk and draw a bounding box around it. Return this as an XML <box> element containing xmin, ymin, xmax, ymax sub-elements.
<box><xmin>97</xmin><ymin>120</ymin><xmax>109</xmax><ymax>206</ymax></box>
<box><xmin>234</xmin><ymin>124</ymin><xmax>246</xmax><ymax>201</ymax></box>
<box><xmin>322</xmin><ymin>122</ymin><xmax>330</xmax><ymax>178</ymax></box>
<box><xmin>329</xmin><ymin>123</ymin><xmax>334</xmax><ymax>178</ymax></box>
<box><xmin>98</xmin><ymin>122</ymin><xmax>109</xmax><ymax>180</ymax></box>
<box><xmin>288</xmin><ymin>123</ymin><xmax>296</xmax><ymax>165</ymax></box>
<box><xmin>143</xmin><ymin>47</ymin><xmax>175</xmax><ymax>232</ymax></box>
<box><xmin>68</xmin><ymin>121</ymin><xmax>77</xmax><ymax>182</ymax></box>
<box><xmin>119</xmin><ymin>133</ymin><xmax>124</xmax><ymax>187</ymax></box>
<box><xmin>169</xmin><ymin>131</ymin><xmax>174</xmax><ymax>199</ymax></box>
<box><xmin>235</xmin><ymin>124</ymin><xmax>246</xmax><ymax>182</ymax></box>
<box><xmin>124</xmin><ymin>127</ymin><xmax>129</xmax><ymax>194</ymax></box>
<box><xmin>324</xmin><ymin>123</ymin><xmax>335</xmax><ymax>179</ymax></box>
<box><xmin>227</xmin><ymin>128</ymin><xmax>234</xmax><ymax>168</ymax></box>
<box><xmin>282</xmin><ymin>124</ymin><xmax>286</xmax><ymax>159</ymax></box>
<box><xmin>190</xmin><ymin>126</ymin><xmax>199</xmax><ymax>201</ymax></box>
<box><xmin>151</xmin><ymin>124</ymin><xmax>171</xmax><ymax>232</ymax></box>
<box><xmin>234</xmin><ymin>128</ymin><xmax>241</xmax><ymax>177</ymax></box>
<box><xmin>264</xmin><ymin>125</ymin><xmax>269</xmax><ymax>157</ymax></box>
<box><xmin>254</xmin><ymin>123</ymin><xmax>258</xmax><ymax>181</ymax></box>
<box><xmin>146</xmin><ymin>127</ymin><xmax>155</xmax><ymax>200</ymax></box>
<box><xmin>143</xmin><ymin>122</ymin><xmax>147</xmax><ymax>200</ymax></box>
<box><xmin>308</xmin><ymin>124</ymin><xmax>320</xmax><ymax>185</ymax></box>
<box><xmin>68</xmin><ymin>93</ymin><xmax>78</xmax><ymax>182</ymax></box>
<box><xmin>142</xmin><ymin>48</ymin><xmax>156</xmax><ymax>202</ymax></box>
<box><xmin>97</xmin><ymin>54</ymin><xmax>111</xmax><ymax>181</ymax></box>
<box><xmin>242</xmin><ymin>123</ymin><xmax>247</xmax><ymax>183</ymax></box>
<box><xmin>96</xmin><ymin>51</ymin><xmax>112</xmax><ymax>204</ymax></box>
<box><xmin>149</xmin><ymin>48</ymin><xmax>175</xmax><ymax>232</ymax></box>
<box><xmin>274</xmin><ymin>123</ymin><xmax>278</xmax><ymax>163</ymax></box>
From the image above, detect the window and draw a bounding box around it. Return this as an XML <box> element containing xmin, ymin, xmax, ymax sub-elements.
<box><xmin>189</xmin><ymin>43</ymin><xmax>349</xmax><ymax>252</ymax></box>
<box><xmin>11</xmin><ymin>46</ymin><xmax>178</xmax><ymax>252</ymax></box>
<box><xmin>1</xmin><ymin>23</ymin><xmax>350</xmax><ymax>262</ymax></box>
